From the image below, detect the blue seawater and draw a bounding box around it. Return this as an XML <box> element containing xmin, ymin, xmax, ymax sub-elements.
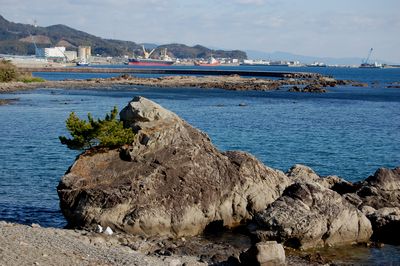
<box><xmin>0</xmin><ymin>68</ymin><xmax>400</xmax><ymax>263</ymax></box>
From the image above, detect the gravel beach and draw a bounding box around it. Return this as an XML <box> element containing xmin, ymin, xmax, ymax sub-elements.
<box><xmin>0</xmin><ymin>221</ymin><xmax>205</xmax><ymax>266</ymax></box>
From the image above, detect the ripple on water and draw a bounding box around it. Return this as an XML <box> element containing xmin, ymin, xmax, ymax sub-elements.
<box><xmin>0</xmin><ymin>86</ymin><xmax>399</xmax><ymax>231</ymax></box>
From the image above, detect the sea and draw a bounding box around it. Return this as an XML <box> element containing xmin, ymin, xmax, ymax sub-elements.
<box><xmin>0</xmin><ymin>65</ymin><xmax>399</xmax><ymax>264</ymax></box>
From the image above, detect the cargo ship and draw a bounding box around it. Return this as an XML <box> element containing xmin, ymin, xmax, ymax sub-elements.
<box><xmin>127</xmin><ymin>46</ymin><xmax>174</xmax><ymax>66</ymax></box>
<box><xmin>194</xmin><ymin>56</ymin><xmax>220</xmax><ymax>66</ymax></box>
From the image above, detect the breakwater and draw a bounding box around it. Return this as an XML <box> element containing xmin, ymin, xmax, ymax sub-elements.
<box><xmin>19</xmin><ymin>67</ymin><xmax>320</xmax><ymax>78</ymax></box>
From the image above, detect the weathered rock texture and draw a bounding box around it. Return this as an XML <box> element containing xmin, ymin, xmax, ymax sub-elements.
<box><xmin>254</xmin><ymin>182</ymin><xmax>372</xmax><ymax>249</ymax></box>
<box><xmin>287</xmin><ymin>164</ymin><xmax>355</xmax><ymax>194</ymax></box>
<box><xmin>345</xmin><ymin>167</ymin><xmax>400</xmax><ymax>209</ymax></box>
<box><xmin>58</xmin><ymin>96</ymin><xmax>290</xmax><ymax>237</ymax></box>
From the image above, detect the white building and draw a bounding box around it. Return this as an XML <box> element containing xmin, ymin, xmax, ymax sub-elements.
<box><xmin>36</xmin><ymin>47</ymin><xmax>66</xmax><ymax>59</ymax></box>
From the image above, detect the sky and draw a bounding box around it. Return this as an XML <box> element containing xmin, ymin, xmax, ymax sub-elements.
<box><xmin>2</xmin><ymin>0</ymin><xmax>400</xmax><ymax>62</ymax></box>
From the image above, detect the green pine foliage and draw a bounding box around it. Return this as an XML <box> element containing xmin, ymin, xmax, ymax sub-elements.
<box><xmin>59</xmin><ymin>106</ymin><xmax>135</xmax><ymax>150</ymax></box>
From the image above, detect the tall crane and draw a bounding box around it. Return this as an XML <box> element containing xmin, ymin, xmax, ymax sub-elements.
<box><xmin>142</xmin><ymin>45</ymin><xmax>155</xmax><ymax>59</ymax></box>
<box><xmin>363</xmin><ymin>48</ymin><xmax>373</xmax><ymax>64</ymax></box>
<box><xmin>28</xmin><ymin>20</ymin><xmax>39</xmax><ymax>56</ymax></box>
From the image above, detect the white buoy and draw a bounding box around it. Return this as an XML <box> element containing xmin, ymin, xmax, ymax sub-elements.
<box><xmin>104</xmin><ymin>226</ymin><xmax>113</xmax><ymax>235</ymax></box>
<box><xmin>96</xmin><ymin>225</ymin><xmax>103</xmax><ymax>233</ymax></box>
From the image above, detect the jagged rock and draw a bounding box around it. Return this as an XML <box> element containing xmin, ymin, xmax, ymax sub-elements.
<box><xmin>286</xmin><ymin>164</ymin><xmax>355</xmax><ymax>194</ymax></box>
<box><xmin>288</xmin><ymin>84</ymin><xmax>327</xmax><ymax>93</ymax></box>
<box><xmin>253</xmin><ymin>182</ymin><xmax>372</xmax><ymax>249</ymax></box>
<box><xmin>286</xmin><ymin>164</ymin><xmax>320</xmax><ymax>183</ymax></box>
<box><xmin>366</xmin><ymin>207</ymin><xmax>400</xmax><ymax>244</ymax></box>
<box><xmin>239</xmin><ymin>241</ymin><xmax>286</xmax><ymax>266</ymax></box>
<box><xmin>348</xmin><ymin>167</ymin><xmax>400</xmax><ymax>209</ymax></box>
<box><xmin>57</xmin><ymin>96</ymin><xmax>290</xmax><ymax>237</ymax></box>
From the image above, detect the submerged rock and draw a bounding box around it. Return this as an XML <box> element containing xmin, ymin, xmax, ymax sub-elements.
<box><xmin>288</xmin><ymin>84</ymin><xmax>327</xmax><ymax>93</ymax></box>
<box><xmin>57</xmin><ymin>96</ymin><xmax>290</xmax><ymax>237</ymax></box>
<box><xmin>253</xmin><ymin>182</ymin><xmax>372</xmax><ymax>249</ymax></box>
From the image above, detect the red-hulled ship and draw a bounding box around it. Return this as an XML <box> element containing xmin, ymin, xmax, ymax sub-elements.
<box><xmin>127</xmin><ymin>46</ymin><xmax>174</xmax><ymax>66</ymax></box>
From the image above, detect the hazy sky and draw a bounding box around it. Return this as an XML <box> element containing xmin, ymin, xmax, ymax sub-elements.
<box><xmin>2</xmin><ymin>0</ymin><xmax>400</xmax><ymax>62</ymax></box>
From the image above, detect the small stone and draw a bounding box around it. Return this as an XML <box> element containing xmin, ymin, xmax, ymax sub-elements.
<box><xmin>31</xmin><ymin>223</ymin><xmax>41</xmax><ymax>228</ymax></box>
<box><xmin>104</xmin><ymin>226</ymin><xmax>113</xmax><ymax>235</ymax></box>
<box><xmin>169</xmin><ymin>259</ymin><xmax>182</xmax><ymax>266</ymax></box>
<box><xmin>96</xmin><ymin>224</ymin><xmax>103</xmax><ymax>233</ymax></box>
<box><xmin>240</xmin><ymin>241</ymin><xmax>286</xmax><ymax>266</ymax></box>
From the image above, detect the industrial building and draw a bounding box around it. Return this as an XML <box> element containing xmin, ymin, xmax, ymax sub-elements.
<box><xmin>34</xmin><ymin>46</ymin><xmax>89</xmax><ymax>63</ymax></box>
<box><xmin>35</xmin><ymin>47</ymin><xmax>66</xmax><ymax>61</ymax></box>
<box><xmin>78</xmin><ymin>46</ymin><xmax>91</xmax><ymax>60</ymax></box>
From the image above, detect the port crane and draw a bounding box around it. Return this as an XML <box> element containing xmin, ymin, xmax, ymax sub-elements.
<box><xmin>142</xmin><ymin>45</ymin><xmax>155</xmax><ymax>59</ymax></box>
<box><xmin>363</xmin><ymin>48</ymin><xmax>374</xmax><ymax>64</ymax></box>
<box><xmin>28</xmin><ymin>20</ymin><xmax>39</xmax><ymax>55</ymax></box>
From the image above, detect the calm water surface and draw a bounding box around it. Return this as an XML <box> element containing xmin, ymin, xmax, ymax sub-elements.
<box><xmin>1</xmin><ymin>68</ymin><xmax>400</xmax><ymax>263</ymax></box>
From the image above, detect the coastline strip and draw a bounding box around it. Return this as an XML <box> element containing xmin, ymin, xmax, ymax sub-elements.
<box><xmin>18</xmin><ymin>67</ymin><xmax>319</xmax><ymax>78</ymax></box>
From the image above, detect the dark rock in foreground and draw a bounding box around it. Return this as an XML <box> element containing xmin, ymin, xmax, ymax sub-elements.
<box><xmin>57</xmin><ymin>96</ymin><xmax>290</xmax><ymax>237</ymax></box>
<box><xmin>366</xmin><ymin>207</ymin><xmax>400</xmax><ymax>244</ymax></box>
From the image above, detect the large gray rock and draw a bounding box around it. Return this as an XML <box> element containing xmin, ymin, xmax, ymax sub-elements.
<box><xmin>349</xmin><ymin>167</ymin><xmax>400</xmax><ymax>209</ymax></box>
<box><xmin>58</xmin><ymin>96</ymin><xmax>290</xmax><ymax>237</ymax></box>
<box><xmin>254</xmin><ymin>182</ymin><xmax>372</xmax><ymax>249</ymax></box>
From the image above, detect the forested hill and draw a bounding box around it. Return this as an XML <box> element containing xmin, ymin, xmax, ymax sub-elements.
<box><xmin>0</xmin><ymin>15</ymin><xmax>247</xmax><ymax>59</ymax></box>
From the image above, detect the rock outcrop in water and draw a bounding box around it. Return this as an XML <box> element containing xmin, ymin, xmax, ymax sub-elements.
<box><xmin>57</xmin><ymin>96</ymin><xmax>290</xmax><ymax>237</ymax></box>
<box><xmin>344</xmin><ymin>167</ymin><xmax>400</xmax><ymax>209</ymax></box>
<box><xmin>342</xmin><ymin>167</ymin><xmax>400</xmax><ymax>244</ymax></box>
<box><xmin>57</xmin><ymin>96</ymin><xmax>400</xmax><ymax>255</ymax></box>
<box><xmin>253</xmin><ymin>182</ymin><xmax>372</xmax><ymax>249</ymax></box>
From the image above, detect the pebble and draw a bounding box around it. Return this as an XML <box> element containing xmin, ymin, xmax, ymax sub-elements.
<box><xmin>104</xmin><ymin>226</ymin><xmax>113</xmax><ymax>235</ymax></box>
<box><xmin>169</xmin><ymin>258</ymin><xmax>182</xmax><ymax>266</ymax></box>
<box><xmin>96</xmin><ymin>225</ymin><xmax>103</xmax><ymax>233</ymax></box>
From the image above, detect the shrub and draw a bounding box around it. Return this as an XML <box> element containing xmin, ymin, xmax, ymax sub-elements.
<box><xmin>59</xmin><ymin>106</ymin><xmax>135</xmax><ymax>150</ymax></box>
<box><xmin>19</xmin><ymin>75</ymin><xmax>45</xmax><ymax>83</ymax></box>
<box><xmin>0</xmin><ymin>59</ymin><xmax>18</xmax><ymax>82</ymax></box>
<box><xmin>0</xmin><ymin>59</ymin><xmax>45</xmax><ymax>83</ymax></box>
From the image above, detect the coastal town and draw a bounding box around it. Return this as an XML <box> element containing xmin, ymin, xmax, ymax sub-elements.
<box><xmin>2</xmin><ymin>43</ymin><xmax>398</xmax><ymax>69</ymax></box>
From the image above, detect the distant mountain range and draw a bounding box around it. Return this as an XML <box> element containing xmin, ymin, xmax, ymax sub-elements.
<box><xmin>245</xmin><ymin>50</ymin><xmax>396</xmax><ymax>66</ymax></box>
<box><xmin>0</xmin><ymin>15</ymin><xmax>247</xmax><ymax>59</ymax></box>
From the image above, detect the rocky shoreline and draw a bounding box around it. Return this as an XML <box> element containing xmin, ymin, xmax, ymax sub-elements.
<box><xmin>0</xmin><ymin>74</ymin><xmax>368</xmax><ymax>94</ymax></box>
<box><xmin>1</xmin><ymin>220</ymin><xmax>327</xmax><ymax>266</ymax></box>
<box><xmin>1</xmin><ymin>96</ymin><xmax>398</xmax><ymax>265</ymax></box>
<box><xmin>53</xmin><ymin>97</ymin><xmax>400</xmax><ymax>265</ymax></box>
